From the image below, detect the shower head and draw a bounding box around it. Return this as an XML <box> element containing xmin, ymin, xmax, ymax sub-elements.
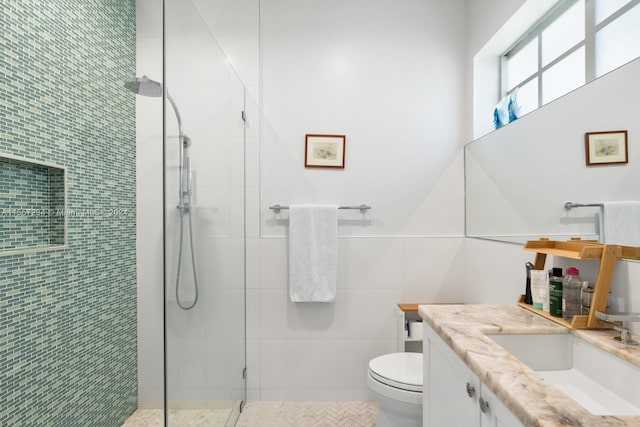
<box><xmin>124</xmin><ymin>75</ymin><xmax>163</xmax><ymax>97</ymax></box>
<box><xmin>125</xmin><ymin>75</ymin><xmax>187</xmax><ymax>143</ymax></box>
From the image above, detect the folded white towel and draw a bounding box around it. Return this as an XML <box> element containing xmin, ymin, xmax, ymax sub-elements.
<box><xmin>602</xmin><ymin>201</ymin><xmax>640</xmax><ymax>246</ymax></box>
<box><xmin>288</xmin><ymin>204</ymin><xmax>338</xmax><ymax>302</ymax></box>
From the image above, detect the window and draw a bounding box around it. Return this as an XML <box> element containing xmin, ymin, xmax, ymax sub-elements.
<box><xmin>542</xmin><ymin>46</ymin><xmax>585</xmax><ymax>104</ymax></box>
<box><xmin>595</xmin><ymin>1</ymin><xmax>640</xmax><ymax>77</ymax></box>
<box><xmin>501</xmin><ymin>0</ymin><xmax>640</xmax><ymax>114</ymax></box>
<box><xmin>541</xmin><ymin>0</ymin><xmax>584</xmax><ymax>66</ymax></box>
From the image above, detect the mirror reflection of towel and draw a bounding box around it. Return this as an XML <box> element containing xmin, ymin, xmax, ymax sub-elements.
<box><xmin>601</xmin><ymin>201</ymin><xmax>640</xmax><ymax>246</ymax></box>
<box><xmin>288</xmin><ymin>205</ymin><xmax>338</xmax><ymax>302</ymax></box>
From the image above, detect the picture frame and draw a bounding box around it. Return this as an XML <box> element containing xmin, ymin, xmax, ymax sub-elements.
<box><xmin>585</xmin><ymin>130</ymin><xmax>628</xmax><ymax>166</ymax></box>
<box><xmin>305</xmin><ymin>134</ymin><xmax>346</xmax><ymax>168</ymax></box>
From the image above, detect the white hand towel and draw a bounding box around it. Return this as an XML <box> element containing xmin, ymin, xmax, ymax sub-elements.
<box><xmin>288</xmin><ymin>204</ymin><xmax>338</xmax><ymax>302</ymax></box>
<box><xmin>601</xmin><ymin>201</ymin><xmax>640</xmax><ymax>246</ymax></box>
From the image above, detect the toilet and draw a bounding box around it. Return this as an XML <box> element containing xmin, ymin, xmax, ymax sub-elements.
<box><xmin>367</xmin><ymin>352</ymin><xmax>423</xmax><ymax>427</ymax></box>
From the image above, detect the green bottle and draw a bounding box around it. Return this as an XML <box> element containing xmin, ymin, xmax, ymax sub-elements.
<box><xmin>548</xmin><ymin>267</ymin><xmax>563</xmax><ymax>318</ymax></box>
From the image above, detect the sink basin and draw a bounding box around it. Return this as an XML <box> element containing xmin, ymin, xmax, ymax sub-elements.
<box><xmin>486</xmin><ymin>332</ymin><xmax>640</xmax><ymax>416</ymax></box>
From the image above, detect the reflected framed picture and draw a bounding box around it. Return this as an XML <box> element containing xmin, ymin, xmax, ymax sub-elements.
<box><xmin>305</xmin><ymin>134</ymin><xmax>346</xmax><ymax>168</ymax></box>
<box><xmin>585</xmin><ymin>130</ymin><xmax>628</xmax><ymax>166</ymax></box>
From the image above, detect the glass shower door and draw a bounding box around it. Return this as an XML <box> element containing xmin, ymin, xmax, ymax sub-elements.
<box><xmin>164</xmin><ymin>0</ymin><xmax>247</xmax><ymax>425</ymax></box>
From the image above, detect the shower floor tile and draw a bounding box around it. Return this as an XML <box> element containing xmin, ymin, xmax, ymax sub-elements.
<box><xmin>122</xmin><ymin>408</ymin><xmax>233</xmax><ymax>426</ymax></box>
<box><xmin>122</xmin><ymin>401</ymin><xmax>378</xmax><ymax>426</ymax></box>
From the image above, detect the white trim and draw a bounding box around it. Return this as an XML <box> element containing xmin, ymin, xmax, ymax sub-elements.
<box><xmin>0</xmin><ymin>244</ymin><xmax>69</xmax><ymax>258</ymax></box>
<box><xmin>0</xmin><ymin>151</ymin><xmax>67</xmax><ymax>171</ymax></box>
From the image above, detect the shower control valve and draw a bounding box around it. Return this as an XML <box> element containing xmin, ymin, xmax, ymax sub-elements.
<box><xmin>176</xmin><ymin>204</ymin><xmax>191</xmax><ymax>213</ymax></box>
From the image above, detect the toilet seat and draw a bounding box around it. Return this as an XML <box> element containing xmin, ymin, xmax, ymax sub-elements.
<box><xmin>368</xmin><ymin>352</ymin><xmax>422</xmax><ymax>392</ymax></box>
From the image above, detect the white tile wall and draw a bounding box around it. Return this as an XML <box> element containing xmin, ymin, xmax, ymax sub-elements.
<box><xmin>254</xmin><ymin>0</ymin><xmax>467</xmax><ymax>400</ymax></box>
<box><xmin>404</xmin><ymin>238</ymin><xmax>465</xmax><ymax>291</ymax></box>
<box><xmin>463</xmin><ymin>238</ymin><xmax>534</xmax><ymax>304</ymax></box>
<box><xmin>258</xmin><ymin>288</ymin><xmax>403</xmax><ymax>339</ymax></box>
<box><xmin>138</xmin><ymin>0</ymin><xmax>640</xmax><ymax>408</ymax></box>
<box><xmin>260</xmin><ymin>338</ymin><xmax>397</xmax><ymax>401</ymax></box>
<box><xmin>336</xmin><ymin>238</ymin><xmax>405</xmax><ymax>290</ymax></box>
<box><xmin>137</xmin><ymin>0</ymin><xmax>640</xmax><ymax>407</ymax></box>
<box><xmin>136</xmin><ymin>0</ymin><xmax>468</xmax><ymax>403</ymax></box>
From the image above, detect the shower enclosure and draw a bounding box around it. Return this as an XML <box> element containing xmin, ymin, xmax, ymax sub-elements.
<box><xmin>0</xmin><ymin>0</ymin><xmax>248</xmax><ymax>424</ymax></box>
<box><xmin>136</xmin><ymin>0</ymin><xmax>248</xmax><ymax>425</ymax></box>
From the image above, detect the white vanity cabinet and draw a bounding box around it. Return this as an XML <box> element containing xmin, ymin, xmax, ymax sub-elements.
<box><xmin>479</xmin><ymin>382</ymin><xmax>524</xmax><ymax>427</ymax></box>
<box><xmin>424</xmin><ymin>324</ymin><xmax>524</xmax><ymax>427</ymax></box>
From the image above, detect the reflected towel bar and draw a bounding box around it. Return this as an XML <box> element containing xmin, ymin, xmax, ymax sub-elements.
<box><xmin>269</xmin><ymin>204</ymin><xmax>371</xmax><ymax>213</ymax></box>
<box><xmin>565</xmin><ymin>202</ymin><xmax>604</xmax><ymax>210</ymax></box>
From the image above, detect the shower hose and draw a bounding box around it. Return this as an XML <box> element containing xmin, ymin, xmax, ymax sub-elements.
<box><xmin>175</xmin><ymin>204</ymin><xmax>199</xmax><ymax>310</ymax></box>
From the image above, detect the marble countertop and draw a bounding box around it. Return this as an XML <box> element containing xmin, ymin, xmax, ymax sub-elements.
<box><xmin>418</xmin><ymin>304</ymin><xmax>640</xmax><ymax>427</ymax></box>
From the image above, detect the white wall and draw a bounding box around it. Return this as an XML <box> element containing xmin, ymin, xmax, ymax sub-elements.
<box><xmin>256</xmin><ymin>0</ymin><xmax>467</xmax><ymax>400</ymax></box>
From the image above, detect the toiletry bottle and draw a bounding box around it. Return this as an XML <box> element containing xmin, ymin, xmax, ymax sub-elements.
<box><xmin>548</xmin><ymin>267</ymin><xmax>563</xmax><ymax>317</ymax></box>
<box><xmin>530</xmin><ymin>270</ymin><xmax>548</xmax><ymax>310</ymax></box>
<box><xmin>562</xmin><ymin>267</ymin><xmax>582</xmax><ymax>321</ymax></box>
<box><xmin>580</xmin><ymin>281</ymin><xmax>592</xmax><ymax>315</ymax></box>
<box><xmin>524</xmin><ymin>262</ymin><xmax>534</xmax><ymax>304</ymax></box>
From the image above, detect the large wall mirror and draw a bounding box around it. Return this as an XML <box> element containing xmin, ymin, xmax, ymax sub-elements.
<box><xmin>465</xmin><ymin>57</ymin><xmax>640</xmax><ymax>245</ymax></box>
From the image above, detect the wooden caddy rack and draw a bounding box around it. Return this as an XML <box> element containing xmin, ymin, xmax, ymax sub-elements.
<box><xmin>518</xmin><ymin>238</ymin><xmax>640</xmax><ymax>329</ymax></box>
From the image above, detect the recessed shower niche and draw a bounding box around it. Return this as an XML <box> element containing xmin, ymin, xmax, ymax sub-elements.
<box><xmin>0</xmin><ymin>153</ymin><xmax>67</xmax><ymax>255</ymax></box>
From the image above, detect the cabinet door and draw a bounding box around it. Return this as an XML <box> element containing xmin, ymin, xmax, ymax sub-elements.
<box><xmin>425</xmin><ymin>327</ymin><xmax>480</xmax><ymax>427</ymax></box>
<box><xmin>480</xmin><ymin>382</ymin><xmax>525</xmax><ymax>427</ymax></box>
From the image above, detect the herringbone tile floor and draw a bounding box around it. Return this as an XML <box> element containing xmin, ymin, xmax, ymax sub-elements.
<box><xmin>123</xmin><ymin>401</ymin><xmax>378</xmax><ymax>426</ymax></box>
<box><xmin>236</xmin><ymin>401</ymin><xmax>378</xmax><ymax>427</ymax></box>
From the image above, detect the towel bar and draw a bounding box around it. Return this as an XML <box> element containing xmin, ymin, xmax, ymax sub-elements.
<box><xmin>564</xmin><ymin>202</ymin><xmax>603</xmax><ymax>210</ymax></box>
<box><xmin>269</xmin><ymin>204</ymin><xmax>371</xmax><ymax>213</ymax></box>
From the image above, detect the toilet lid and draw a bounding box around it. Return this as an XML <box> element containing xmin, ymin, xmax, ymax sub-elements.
<box><xmin>368</xmin><ymin>352</ymin><xmax>423</xmax><ymax>392</ymax></box>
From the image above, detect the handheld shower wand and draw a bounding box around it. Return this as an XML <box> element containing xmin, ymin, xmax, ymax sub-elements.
<box><xmin>125</xmin><ymin>76</ymin><xmax>199</xmax><ymax>310</ymax></box>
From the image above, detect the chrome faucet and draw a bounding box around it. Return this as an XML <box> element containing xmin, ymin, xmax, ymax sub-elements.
<box><xmin>595</xmin><ymin>311</ymin><xmax>640</xmax><ymax>345</ymax></box>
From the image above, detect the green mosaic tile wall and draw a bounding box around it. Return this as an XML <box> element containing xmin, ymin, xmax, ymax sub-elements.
<box><xmin>49</xmin><ymin>167</ymin><xmax>66</xmax><ymax>246</ymax></box>
<box><xmin>0</xmin><ymin>157</ymin><xmax>66</xmax><ymax>251</ymax></box>
<box><xmin>0</xmin><ymin>158</ymin><xmax>53</xmax><ymax>250</ymax></box>
<box><xmin>0</xmin><ymin>0</ymin><xmax>138</xmax><ymax>425</ymax></box>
